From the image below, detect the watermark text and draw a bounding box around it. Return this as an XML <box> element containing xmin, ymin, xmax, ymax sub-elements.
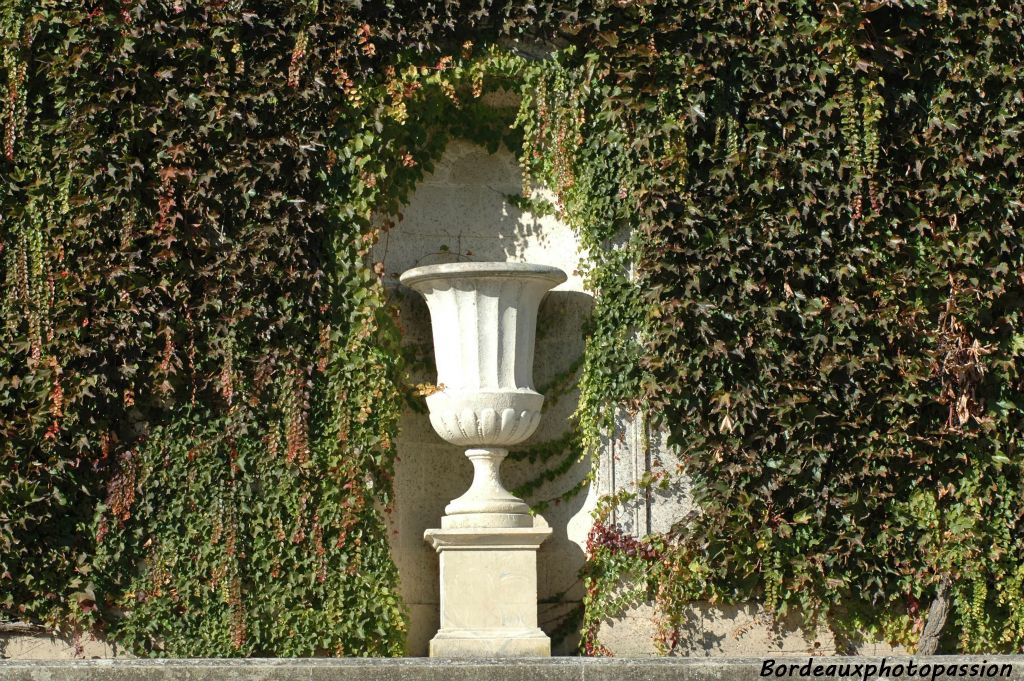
<box><xmin>761</xmin><ymin>658</ymin><xmax>1014</xmax><ymax>681</ymax></box>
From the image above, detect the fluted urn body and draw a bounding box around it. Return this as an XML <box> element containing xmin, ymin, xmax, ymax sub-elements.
<box><xmin>400</xmin><ymin>262</ymin><xmax>566</xmax><ymax>528</ymax></box>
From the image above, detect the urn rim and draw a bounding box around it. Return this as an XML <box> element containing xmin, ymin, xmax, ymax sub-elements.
<box><xmin>399</xmin><ymin>261</ymin><xmax>567</xmax><ymax>290</ymax></box>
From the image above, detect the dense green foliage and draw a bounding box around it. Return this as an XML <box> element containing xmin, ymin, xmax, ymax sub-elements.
<box><xmin>0</xmin><ymin>0</ymin><xmax>533</xmax><ymax>655</ymax></box>
<box><xmin>2</xmin><ymin>0</ymin><xmax>1022</xmax><ymax>657</ymax></box>
<box><xmin>518</xmin><ymin>0</ymin><xmax>1023</xmax><ymax>654</ymax></box>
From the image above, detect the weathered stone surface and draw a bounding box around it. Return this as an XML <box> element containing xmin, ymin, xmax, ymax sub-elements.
<box><xmin>0</xmin><ymin>633</ymin><xmax>130</xmax><ymax>661</ymax></box>
<box><xmin>425</xmin><ymin>522</ymin><xmax>552</xmax><ymax>656</ymax></box>
<box><xmin>400</xmin><ymin>261</ymin><xmax>566</xmax><ymax>530</ymax></box>
<box><xmin>596</xmin><ymin>599</ymin><xmax>911</xmax><ymax>658</ymax></box>
<box><xmin>0</xmin><ymin>659</ymin><xmax>577</xmax><ymax>681</ymax></box>
<box><xmin>1</xmin><ymin>657</ymin><xmax>1022</xmax><ymax>681</ymax></box>
<box><xmin>429</xmin><ymin>631</ymin><xmax>551</xmax><ymax>658</ymax></box>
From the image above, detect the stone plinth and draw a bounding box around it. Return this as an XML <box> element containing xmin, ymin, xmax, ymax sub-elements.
<box><xmin>424</xmin><ymin>524</ymin><xmax>552</xmax><ymax>658</ymax></box>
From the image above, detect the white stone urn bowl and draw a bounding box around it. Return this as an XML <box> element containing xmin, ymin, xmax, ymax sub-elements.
<box><xmin>400</xmin><ymin>262</ymin><xmax>566</xmax><ymax>528</ymax></box>
<box><xmin>425</xmin><ymin>390</ymin><xmax>543</xmax><ymax>446</ymax></box>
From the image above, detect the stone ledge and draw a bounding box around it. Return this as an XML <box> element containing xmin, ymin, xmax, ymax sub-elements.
<box><xmin>1</xmin><ymin>657</ymin><xmax>1022</xmax><ymax>681</ymax></box>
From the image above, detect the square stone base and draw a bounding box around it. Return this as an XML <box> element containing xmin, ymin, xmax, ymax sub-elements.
<box><xmin>424</xmin><ymin>525</ymin><xmax>552</xmax><ymax>658</ymax></box>
<box><xmin>429</xmin><ymin>628</ymin><xmax>551</xmax><ymax>657</ymax></box>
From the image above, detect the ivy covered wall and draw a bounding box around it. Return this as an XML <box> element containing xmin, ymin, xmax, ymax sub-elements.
<box><xmin>2</xmin><ymin>0</ymin><xmax>1022</xmax><ymax>657</ymax></box>
<box><xmin>517</xmin><ymin>1</ymin><xmax>1024</xmax><ymax>653</ymax></box>
<box><xmin>0</xmin><ymin>0</ymin><xmax>538</xmax><ymax>655</ymax></box>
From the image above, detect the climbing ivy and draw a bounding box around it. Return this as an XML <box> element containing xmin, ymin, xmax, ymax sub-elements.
<box><xmin>515</xmin><ymin>0</ymin><xmax>1024</xmax><ymax>655</ymax></box>
<box><xmin>0</xmin><ymin>1</ymin><xmax>538</xmax><ymax>655</ymax></box>
<box><xmin>3</xmin><ymin>0</ymin><xmax>1023</xmax><ymax>659</ymax></box>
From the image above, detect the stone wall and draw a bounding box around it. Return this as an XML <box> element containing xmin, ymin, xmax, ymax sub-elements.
<box><xmin>376</xmin><ymin>139</ymin><xmax>908</xmax><ymax>658</ymax></box>
<box><xmin>3</xmin><ymin>657</ymin><xmax>1022</xmax><ymax>681</ymax></box>
<box><xmin>0</xmin><ymin>631</ymin><xmax>127</xmax><ymax>660</ymax></box>
<box><xmin>2</xmin><ymin>138</ymin><xmax>903</xmax><ymax>660</ymax></box>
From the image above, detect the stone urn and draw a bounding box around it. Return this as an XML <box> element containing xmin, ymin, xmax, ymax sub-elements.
<box><xmin>400</xmin><ymin>261</ymin><xmax>566</xmax><ymax>658</ymax></box>
<box><xmin>399</xmin><ymin>262</ymin><xmax>567</xmax><ymax>529</ymax></box>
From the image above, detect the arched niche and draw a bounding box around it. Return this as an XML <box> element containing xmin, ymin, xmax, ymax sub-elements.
<box><xmin>373</xmin><ymin>138</ymin><xmax>594</xmax><ymax>656</ymax></box>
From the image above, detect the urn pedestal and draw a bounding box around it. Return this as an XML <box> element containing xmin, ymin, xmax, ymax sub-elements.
<box><xmin>423</xmin><ymin>526</ymin><xmax>552</xmax><ymax>657</ymax></box>
<box><xmin>400</xmin><ymin>262</ymin><xmax>566</xmax><ymax>658</ymax></box>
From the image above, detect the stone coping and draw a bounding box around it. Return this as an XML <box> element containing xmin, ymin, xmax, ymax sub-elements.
<box><xmin>1</xmin><ymin>657</ymin><xmax>1022</xmax><ymax>681</ymax></box>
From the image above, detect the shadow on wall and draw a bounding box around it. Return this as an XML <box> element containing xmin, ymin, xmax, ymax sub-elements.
<box><xmin>512</xmin><ymin>291</ymin><xmax>594</xmax><ymax>653</ymax></box>
<box><xmin>377</xmin><ymin>140</ymin><xmax>593</xmax><ymax>656</ymax></box>
<box><xmin>372</xmin><ymin>139</ymin><xmax>585</xmax><ymax>289</ymax></box>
